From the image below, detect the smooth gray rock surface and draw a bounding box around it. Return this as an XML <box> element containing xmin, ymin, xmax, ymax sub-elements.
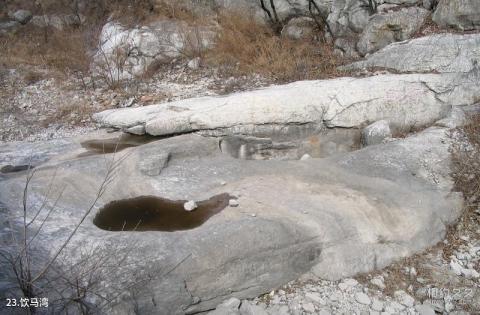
<box><xmin>432</xmin><ymin>0</ymin><xmax>480</xmax><ymax>31</ymax></box>
<box><xmin>345</xmin><ymin>33</ymin><xmax>480</xmax><ymax>73</ymax></box>
<box><xmin>0</xmin><ymin>123</ymin><xmax>464</xmax><ymax>314</ymax></box>
<box><xmin>239</xmin><ymin>300</ymin><xmax>269</xmax><ymax>315</ymax></box>
<box><xmin>93</xmin><ymin>72</ymin><xmax>480</xmax><ymax>137</ymax></box>
<box><xmin>357</xmin><ymin>7</ymin><xmax>429</xmax><ymax>56</ymax></box>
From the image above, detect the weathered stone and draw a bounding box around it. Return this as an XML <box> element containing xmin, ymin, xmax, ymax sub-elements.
<box><xmin>362</xmin><ymin>120</ymin><xmax>391</xmax><ymax>146</ymax></box>
<box><xmin>432</xmin><ymin>0</ymin><xmax>480</xmax><ymax>31</ymax></box>
<box><xmin>184</xmin><ymin>200</ymin><xmax>198</xmax><ymax>211</ymax></box>
<box><xmin>327</xmin><ymin>0</ymin><xmax>370</xmax><ymax>37</ymax></box>
<box><xmin>305</xmin><ymin>292</ymin><xmax>326</xmax><ymax>305</ymax></box>
<box><xmin>371</xmin><ymin>298</ymin><xmax>384</xmax><ymax>312</ymax></box>
<box><xmin>302</xmin><ymin>302</ymin><xmax>316</xmax><ymax>313</ymax></box>
<box><xmin>94</xmin><ymin>21</ymin><xmax>215</xmax><ymax>80</ymax></box>
<box><xmin>355</xmin><ymin>292</ymin><xmax>371</xmax><ymax>305</ymax></box>
<box><xmin>334</xmin><ymin>37</ymin><xmax>360</xmax><ymax>58</ymax></box>
<box><xmin>229</xmin><ymin>199</ymin><xmax>239</xmax><ymax>207</ymax></box>
<box><xmin>415</xmin><ymin>304</ymin><xmax>436</xmax><ymax>315</ymax></box>
<box><xmin>93</xmin><ymin>72</ymin><xmax>480</xmax><ymax>137</ymax></box>
<box><xmin>137</xmin><ymin>151</ymin><xmax>170</xmax><ymax>176</ymax></box>
<box><xmin>394</xmin><ymin>290</ymin><xmax>415</xmax><ymax>308</ymax></box>
<box><xmin>125</xmin><ymin>125</ymin><xmax>146</xmax><ymax>135</ymax></box>
<box><xmin>0</xmin><ymin>123</ymin><xmax>465</xmax><ymax>313</ymax></box>
<box><xmin>423</xmin><ymin>0</ymin><xmax>436</xmax><ymax>10</ymax></box>
<box><xmin>357</xmin><ymin>7</ymin><xmax>429</xmax><ymax>56</ymax></box>
<box><xmin>345</xmin><ymin>33</ymin><xmax>480</xmax><ymax>74</ymax></box>
<box><xmin>9</xmin><ymin>9</ymin><xmax>32</xmax><ymax>24</ymax></box>
<box><xmin>281</xmin><ymin>17</ymin><xmax>316</xmax><ymax>40</ymax></box>
<box><xmin>435</xmin><ymin>107</ymin><xmax>466</xmax><ymax>129</ymax></box>
<box><xmin>370</xmin><ymin>276</ymin><xmax>386</xmax><ymax>290</ymax></box>
<box><xmin>0</xmin><ymin>21</ymin><xmax>20</xmax><ymax>33</ymax></box>
<box><xmin>239</xmin><ymin>300</ymin><xmax>269</xmax><ymax>315</ymax></box>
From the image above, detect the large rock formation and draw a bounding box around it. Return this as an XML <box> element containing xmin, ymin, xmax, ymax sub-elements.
<box><xmin>93</xmin><ymin>21</ymin><xmax>215</xmax><ymax>80</ymax></box>
<box><xmin>432</xmin><ymin>0</ymin><xmax>480</xmax><ymax>31</ymax></box>
<box><xmin>344</xmin><ymin>33</ymin><xmax>480</xmax><ymax>73</ymax></box>
<box><xmin>326</xmin><ymin>1</ymin><xmax>431</xmax><ymax>57</ymax></box>
<box><xmin>326</xmin><ymin>0</ymin><xmax>372</xmax><ymax>57</ymax></box>
<box><xmin>0</xmin><ymin>122</ymin><xmax>464</xmax><ymax>313</ymax></box>
<box><xmin>93</xmin><ymin>72</ymin><xmax>479</xmax><ymax>137</ymax></box>
<box><xmin>356</xmin><ymin>6</ymin><xmax>429</xmax><ymax>56</ymax></box>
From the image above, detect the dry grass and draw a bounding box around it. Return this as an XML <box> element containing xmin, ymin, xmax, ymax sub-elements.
<box><xmin>450</xmin><ymin>113</ymin><xmax>480</xmax><ymax>233</ymax></box>
<box><xmin>1</xmin><ymin>3</ymin><xmax>349</xmax><ymax>89</ymax></box>
<box><xmin>0</xmin><ymin>25</ymin><xmax>92</xmax><ymax>77</ymax></box>
<box><xmin>106</xmin><ymin>0</ymin><xmax>204</xmax><ymax>26</ymax></box>
<box><xmin>49</xmin><ymin>100</ymin><xmax>94</xmax><ymax>125</ymax></box>
<box><xmin>206</xmin><ymin>11</ymin><xmax>347</xmax><ymax>83</ymax></box>
<box><xmin>451</xmin><ymin>114</ymin><xmax>480</xmax><ymax>205</ymax></box>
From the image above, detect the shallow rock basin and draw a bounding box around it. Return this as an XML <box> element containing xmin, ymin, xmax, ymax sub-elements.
<box><xmin>79</xmin><ymin>133</ymin><xmax>159</xmax><ymax>156</ymax></box>
<box><xmin>0</xmin><ymin>127</ymin><xmax>463</xmax><ymax>314</ymax></box>
<box><xmin>93</xmin><ymin>193</ymin><xmax>232</xmax><ymax>232</ymax></box>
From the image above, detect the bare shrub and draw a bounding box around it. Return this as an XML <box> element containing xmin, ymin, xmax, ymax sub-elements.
<box><xmin>451</xmin><ymin>114</ymin><xmax>480</xmax><ymax>208</ymax></box>
<box><xmin>308</xmin><ymin>0</ymin><xmax>334</xmax><ymax>38</ymax></box>
<box><xmin>259</xmin><ymin>0</ymin><xmax>283</xmax><ymax>34</ymax></box>
<box><xmin>104</xmin><ymin>0</ymin><xmax>202</xmax><ymax>26</ymax></box>
<box><xmin>361</xmin><ymin>0</ymin><xmax>378</xmax><ymax>15</ymax></box>
<box><xmin>206</xmin><ymin>11</ymin><xmax>345</xmax><ymax>83</ymax></box>
<box><xmin>0</xmin><ymin>151</ymin><xmax>192</xmax><ymax>313</ymax></box>
<box><xmin>0</xmin><ymin>154</ymin><xmax>143</xmax><ymax>314</ymax></box>
<box><xmin>94</xmin><ymin>38</ymin><xmax>132</xmax><ymax>90</ymax></box>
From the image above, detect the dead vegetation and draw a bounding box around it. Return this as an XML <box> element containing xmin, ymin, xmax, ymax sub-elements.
<box><xmin>1</xmin><ymin>0</ymin><xmax>347</xmax><ymax>90</ymax></box>
<box><xmin>0</xmin><ymin>24</ymin><xmax>92</xmax><ymax>80</ymax></box>
<box><xmin>206</xmin><ymin>11</ymin><xmax>346</xmax><ymax>83</ymax></box>
<box><xmin>450</xmin><ymin>113</ymin><xmax>480</xmax><ymax>238</ymax></box>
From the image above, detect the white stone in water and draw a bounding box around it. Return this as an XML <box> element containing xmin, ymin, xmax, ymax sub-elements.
<box><xmin>229</xmin><ymin>199</ymin><xmax>239</xmax><ymax>207</ymax></box>
<box><xmin>184</xmin><ymin>200</ymin><xmax>197</xmax><ymax>211</ymax></box>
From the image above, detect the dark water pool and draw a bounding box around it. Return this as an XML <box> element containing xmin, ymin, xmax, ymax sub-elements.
<box><xmin>79</xmin><ymin>134</ymin><xmax>159</xmax><ymax>156</ymax></box>
<box><xmin>93</xmin><ymin>193</ymin><xmax>232</xmax><ymax>232</ymax></box>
